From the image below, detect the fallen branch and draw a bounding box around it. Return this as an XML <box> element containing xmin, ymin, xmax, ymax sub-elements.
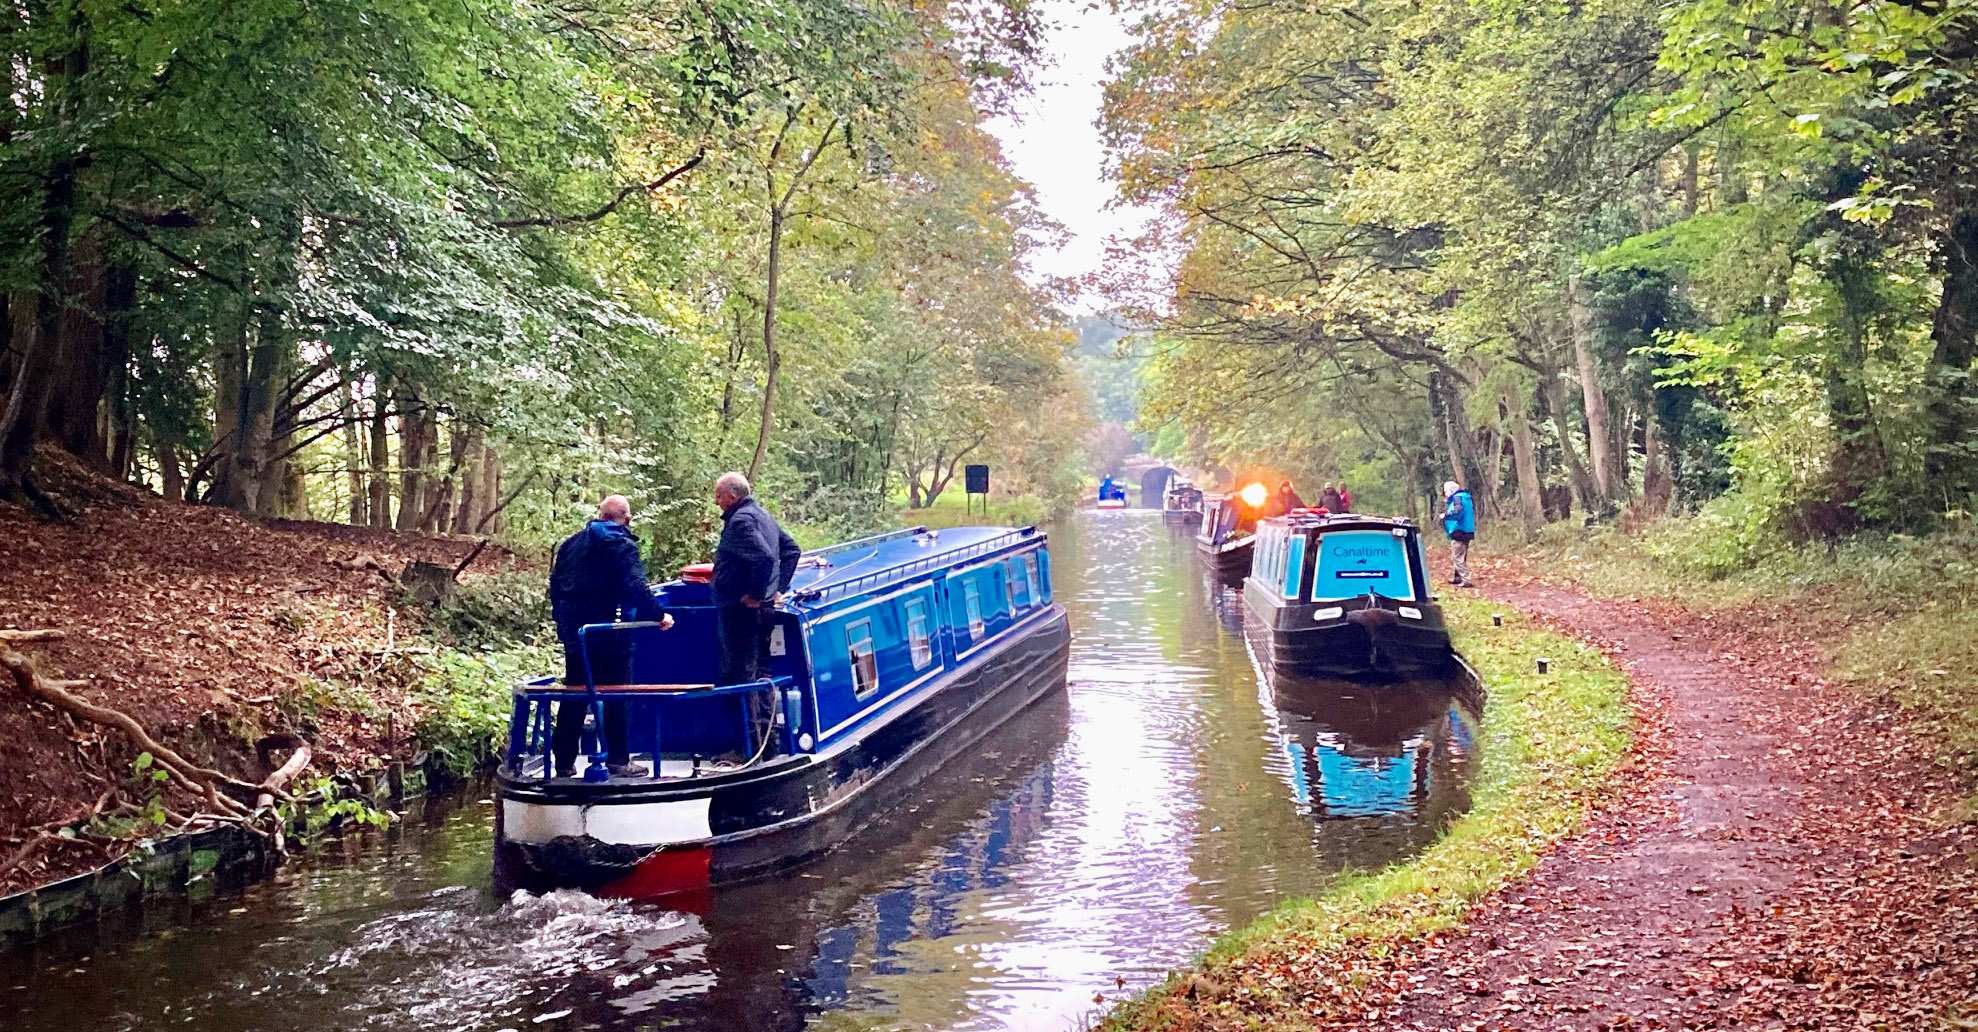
<box><xmin>328</xmin><ymin>553</ymin><xmax>399</xmax><ymax>586</ymax></box>
<box><xmin>451</xmin><ymin>537</ymin><xmax>491</xmax><ymax>581</ymax></box>
<box><xmin>255</xmin><ymin>743</ymin><xmax>313</xmax><ymax>811</ymax></box>
<box><xmin>474</xmin><ymin>467</ymin><xmax>541</xmax><ymax>533</ymax></box>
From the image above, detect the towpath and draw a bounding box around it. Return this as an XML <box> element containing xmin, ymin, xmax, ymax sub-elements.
<box><xmin>1378</xmin><ymin>558</ymin><xmax>1978</xmax><ymax>1030</ymax></box>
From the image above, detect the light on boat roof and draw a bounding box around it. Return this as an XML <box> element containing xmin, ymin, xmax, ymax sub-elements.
<box><xmin>1239</xmin><ymin>482</ymin><xmax>1268</xmax><ymax>508</ymax></box>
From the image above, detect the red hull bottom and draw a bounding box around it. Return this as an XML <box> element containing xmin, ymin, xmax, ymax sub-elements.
<box><xmin>599</xmin><ymin>846</ymin><xmax>714</xmax><ymax>909</ymax></box>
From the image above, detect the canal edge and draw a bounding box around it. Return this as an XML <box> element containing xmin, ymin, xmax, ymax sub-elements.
<box><xmin>0</xmin><ymin>758</ymin><xmax>444</xmax><ymax>949</ymax></box>
<box><xmin>1093</xmin><ymin>592</ymin><xmax>1643</xmax><ymax>1030</ymax></box>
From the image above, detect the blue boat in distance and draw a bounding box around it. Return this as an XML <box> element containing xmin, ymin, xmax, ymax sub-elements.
<box><xmin>1096</xmin><ymin>475</ymin><xmax>1128</xmax><ymax>509</ymax></box>
<box><xmin>495</xmin><ymin>525</ymin><xmax>1071</xmax><ymax>900</ymax></box>
<box><xmin>1243</xmin><ymin>513</ymin><xmax>1455</xmax><ymax>676</ymax></box>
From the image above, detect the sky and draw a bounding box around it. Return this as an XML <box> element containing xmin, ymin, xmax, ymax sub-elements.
<box><xmin>983</xmin><ymin>0</ymin><xmax>1163</xmax><ymax>312</ymax></box>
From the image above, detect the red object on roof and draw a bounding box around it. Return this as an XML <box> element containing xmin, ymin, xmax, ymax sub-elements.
<box><xmin>678</xmin><ymin>562</ymin><xmax>713</xmax><ymax>583</ymax></box>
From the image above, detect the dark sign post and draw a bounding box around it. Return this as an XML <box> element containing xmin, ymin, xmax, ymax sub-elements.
<box><xmin>963</xmin><ymin>464</ymin><xmax>990</xmax><ymax>516</ymax></box>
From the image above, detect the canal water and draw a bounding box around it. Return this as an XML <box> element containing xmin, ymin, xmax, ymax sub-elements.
<box><xmin>2</xmin><ymin>512</ymin><xmax>1477</xmax><ymax>1032</ymax></box>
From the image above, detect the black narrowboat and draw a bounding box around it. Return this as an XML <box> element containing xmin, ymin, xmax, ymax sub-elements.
<box><xmin>1241</xmin><ymin>512</ymin><xmax>1455</xmax><ymax>676</ymax></box>
<box><xmin>1195</xmin><ymin>489</ymin><xmax>1264</xmax><ymax>582</ymax></box>
<box><xmin>1162</xmin><ymin>479</ymin><xmax>1204</xmax><ymax>525</ymax></box>
<box><xmin>494</xmin><ymin>525</ymin><xmax>1071</xmax><ymax>899</ymax></box>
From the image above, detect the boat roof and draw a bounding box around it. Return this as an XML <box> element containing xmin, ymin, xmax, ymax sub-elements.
<box><xmin>787</xmin><ymin>525</ymin><xmax>1043</xmax><ymax>604</ymax></box>
<box><xmin>1264</xmin><ymin>511</ymin><xmax>1420</xmax><ymax>532</ymax></box>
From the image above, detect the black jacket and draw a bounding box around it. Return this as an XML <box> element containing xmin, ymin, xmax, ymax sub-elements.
<box><xmin>713</xmin><ymin>497</ymin><xmax>801</xmax><ymax>606</ymax></box>
<box><xmin>548</xmin><ymin>519</ymin><xmax>662</xmax><ymax>643</ymax></box>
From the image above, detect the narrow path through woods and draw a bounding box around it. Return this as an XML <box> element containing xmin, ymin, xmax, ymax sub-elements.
<box><xmin>1379</xmin><ymin>563</ymin><xmax>1978</xmax><ymax>1030</ymax></box>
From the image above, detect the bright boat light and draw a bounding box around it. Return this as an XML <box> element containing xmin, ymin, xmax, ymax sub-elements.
<box><xmin>1399</xmin><ymin>606</ymin><xmax>1423</xmax><ymax>620</ymax></box>
<box><xmin>1240</xmin><ymin>482</ymin><xmax>1268</xmax><ymax>508</ymax></box>
<box><xmin>1312</xmin><ymin>606</ymin><xmax>1345</xmax><ymax>621</ymax></box>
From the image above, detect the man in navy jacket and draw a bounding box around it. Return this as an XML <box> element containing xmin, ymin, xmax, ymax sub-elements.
<box><xmin>548</xmin><ymin>495</ymin><xmax>671</xmax><ymax>777</ymax></box>
<box><xmin>712</xmin><ymin>472</ymin><xmax>801</xmax><ymax>688</ymax></box>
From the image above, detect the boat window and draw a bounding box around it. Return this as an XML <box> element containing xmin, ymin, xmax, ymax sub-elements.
<box><xmin>1006</xmin><ymin>558</ymin><xmax>1027</xmax><ymax>608</ymax></box>
<box><xmin>905</xmin><ymin>598</ymin><xmax>933</xmax><ymax>669</ymax></box>
<box><xmin>846</xmin><ymin>619</ymin><xmax>880</xmax><ymax>697</ymax></box>
<box><xmin>1283</xmin><ymin>532</ymin><xmax>1307</xmax><ymax>598</ymax></box>
<box><xmin>963</xmin><ymin>582</ymin><xmax>985</xmax><ymax>641</ymax></box>
<box><xmin>1023</xmin><ymin>554</ymin><xmax>1041</xmax><ymax>603</ymax></box>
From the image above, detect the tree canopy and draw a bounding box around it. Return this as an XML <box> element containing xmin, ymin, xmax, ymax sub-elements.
<box><xmin>1104</xmin><ymin>0</ymin><xmax>1978</xmax><ymax>542</ymax></box>
<box><xmin>0</xmin><ymin>0</ymin><xmax>1080</xmax><ymax>561</ymax></box>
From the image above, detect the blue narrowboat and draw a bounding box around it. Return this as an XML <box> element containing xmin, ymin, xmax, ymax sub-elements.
<box><xmin>1096</xmin><ymin>475</ymin><xmax>1128</xmax><ymax>509</ymax></box>
<box><xmin>1242</xmin><ymin>512</ymin><xmax>1454</xmax><ymax>675</ymax></box>
<box><xmin>494</xmin><ymin>525</ymin><xmax>1071</xmax><ymax>899</ymax></box>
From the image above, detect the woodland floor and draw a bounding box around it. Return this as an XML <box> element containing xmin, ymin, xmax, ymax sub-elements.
<box><xmin>0</xmin><ymin>457</ymin><xmax>515</xmax><ymax>895</ymax></box>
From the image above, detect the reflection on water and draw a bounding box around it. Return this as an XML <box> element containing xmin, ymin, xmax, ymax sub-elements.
<box><xmin>2</xmin><ymin>511</ymin><xmax>1478</xmax><ymax>1032</ymax></box>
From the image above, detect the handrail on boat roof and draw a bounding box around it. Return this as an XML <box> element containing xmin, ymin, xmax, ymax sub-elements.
<box><xmin>803</xmin><ymin>524</ymin><xmax>929</xmax><ymax>562</ymax></box>
<box><xmin>792</xmin><ymin>526</ymin><xmax>1041</xmax><ymax>606</ymax></box>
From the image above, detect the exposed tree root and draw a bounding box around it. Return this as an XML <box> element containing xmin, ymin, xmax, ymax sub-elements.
<box><xmin>0</xmin><ymin>629</ymin><xmax>302</xmax><ymax>857</ymax></box>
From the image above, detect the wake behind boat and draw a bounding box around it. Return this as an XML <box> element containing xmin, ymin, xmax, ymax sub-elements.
<box><xmin>495</xmin><ymin>525</ymin><xmax>1071</xmax><ymax>899</ymax></box>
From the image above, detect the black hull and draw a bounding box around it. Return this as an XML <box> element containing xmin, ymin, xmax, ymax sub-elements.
<box><xmin>1243</xmin><ymin>580</ymin><xmax>1454</xmax><ymax>677</ymax></box>
<box><xmin>1162</xmin><ymin>509</ymin><xmax>1202</xmax><ymax>525</ymax></box>
<box><xmin>495</xmin><ymin>605</ymin><xmax>1072</xmax><ymax>895</ymax></box>
<box><xmin>1197</xmin><ymin>536</ymin><xmax>1253</xmax><ymax>582</ymax></box>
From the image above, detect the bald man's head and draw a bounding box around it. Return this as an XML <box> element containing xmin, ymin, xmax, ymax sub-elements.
<box><xmin>714</xmin><ymin>472</ymin><xmax>750</xmax><ymax>512</ymax></box>
<box><xmin>598</xmin><ymin>495</ymin><xmax>632</xmax><ymax>525</ymax></box>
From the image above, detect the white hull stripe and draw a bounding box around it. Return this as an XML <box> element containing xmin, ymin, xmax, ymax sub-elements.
<box><xmin>501</xmin><ymin>798</ymin><xmax>713</xmax><ymax>846</ymax></box>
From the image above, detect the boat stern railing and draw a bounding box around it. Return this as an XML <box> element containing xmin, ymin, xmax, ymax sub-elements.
<box><xmin>503</xmin><ymin>621</ymin><xmax>808</xmax><ymax>782</ymax></box>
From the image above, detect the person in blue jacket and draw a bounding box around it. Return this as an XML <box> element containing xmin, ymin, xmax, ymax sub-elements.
<box><xmin>548</xmin><ymin>495</ymin><xmax>671</xmax><ymax>778</ymax></box>
<box><xmin>1442</xmin><ymin>480</ymin><xmax>1477</xmax><ymax>587</ymax></box>
<box><xmin>712</xmin><ymin>472</ymin><xmax>802</xmax><ymax>688</ymax></box>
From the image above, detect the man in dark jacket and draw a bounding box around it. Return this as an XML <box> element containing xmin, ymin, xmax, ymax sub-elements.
<box><xmin>548</xmin><ymin>495</ymin><xmax>671</xmax><ymax>777</ymax></box>
<box><xmin>1265</xmin><ymin>479</ymin><xmax>1306</xmax><ymax>517</ymax></box>
<box><xmin>711</xmin><ymin>472</ymin><xmax>801</xmax><ymax>687</ymax></box>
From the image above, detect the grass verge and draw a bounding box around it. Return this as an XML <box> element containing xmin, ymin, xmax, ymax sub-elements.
<box><xmin>1100</xmin><ymin>594</ymin><xmax>1634</xmax><ymax>1031</ymax></box>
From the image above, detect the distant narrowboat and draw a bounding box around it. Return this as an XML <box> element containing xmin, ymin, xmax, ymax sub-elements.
<box><xmin>495</xmin><ymin>525</ymin><xmax>1072</xmax><ymax>899</ymax></box>
<box><xmin>1242</xmin><ymin>512</ymin><xmax>1454</xmax><ymax>675</ymax></box>
<box><xmin>1162</xmin><ymin>479</ymin><xmax>1204</xmax><ymax>524</ymax></box>
<box><xmin>1096</xmin><ymin>476</ymin><xmax>1128</xmax><ymax>509</ymax></box>
<box><xmin>1195</xmin><ymin>490</ymin><xmax>1264</xmax><ymax>582</ymax></box>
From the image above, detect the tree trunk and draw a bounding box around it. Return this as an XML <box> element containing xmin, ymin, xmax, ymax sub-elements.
<box><xmin>1924</xmin><ymin>208</ymin><xmax>1978</xmax><ymax>499</ymax></box>
<box><xmin>748</xmin><ymin>210</ymin><xmax>785</xmax><ymax>483</ymax></box>
<box><xmin>1538</xmin><ymin>368</ymin><xmax>1599</xmax><ymax>517</ymax></box>
<box><xmin>1429</xmin><ymin>371</ymin><xmax>1495</xmax><ymax>521</ymax></box>
<box><xmin>48</xmin><ymin>234</ymin><xmax>110</xmax><ymax>468</ymax></box>
<box><xmin>103</xmin><ymin>263</ymin><xmax>137</xmax><ymax>480</ymax></box>
<box><xmin>210</xmin><ymin>312</ymin><xmax>285</xmax><ymax>515</ymax></box>
<box><xmin>156</xmin><ymin>434</ymin><xmax>185</xmax><ymax>503</ymax></box>
<box><xmin>0</xmin><ymin>21</ymin><xmax>85</xmax><ymax>509</ymax></box>
<box><xmin>1507</xmin><ymin>384</ymin><xmax>1544</xmax><ymax>535</ymax></box>
<box><xmin>342</xmin><ymin>379</ymin><xmax>365</xmax><ymax>525</ymax></box>
<box><xmin>450</xmin><ymin>427</ymin><xmax>484</xmax><ymax>534</ymax></box>
<box><xmin>368</xmin><ymin>390</ymin><xmax>391</xmax><ymax>529</ymax></box>
<box><xmin>1568</xmin><ymin>276</ymin><xmax>1615</xmax><ymax>505</ymax></box>
<box><xmin>394</xmin><ymin>387</ymin><xmax>432</xmax><ymax>532</ymax></box>
<box><xmin>1642</xmin><ymin>402</ymin><xmax>1674</xmax><ymax>514</ymax></box>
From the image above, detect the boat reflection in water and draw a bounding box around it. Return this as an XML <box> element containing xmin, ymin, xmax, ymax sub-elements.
<box><xmin>1247</xmin><ymin>638</ymin><xmax>1481</xmax><ymax>868</ymax></box>
<box><xmin>499</xmin><ymin>689</ymin><xmax>1072</xmax><ymax>1032</ymax></box>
